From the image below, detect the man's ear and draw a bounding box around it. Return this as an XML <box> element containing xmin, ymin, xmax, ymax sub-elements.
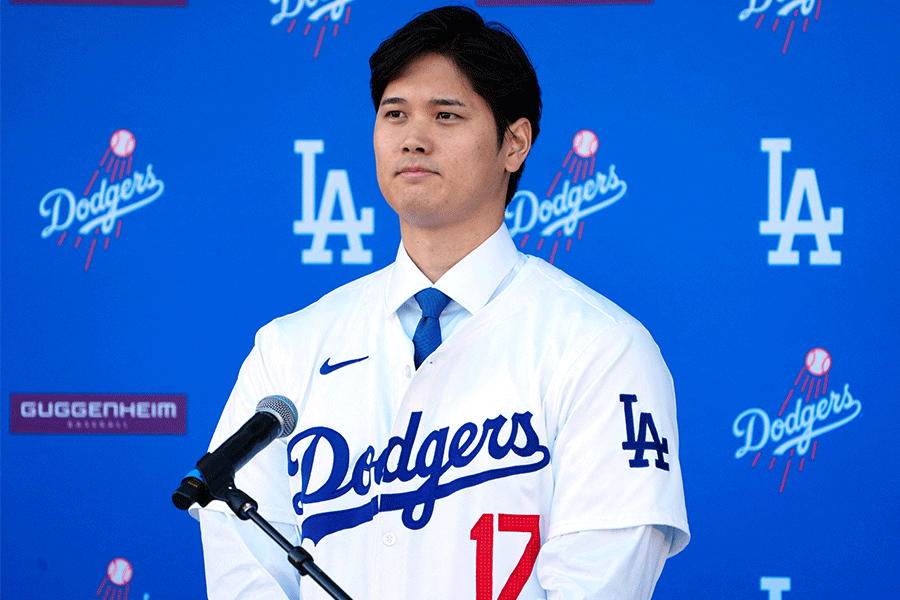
<box><xmin>504</xmin><ymin>117</ymin><xmax>532</xmax><ymax>174</ymax></box>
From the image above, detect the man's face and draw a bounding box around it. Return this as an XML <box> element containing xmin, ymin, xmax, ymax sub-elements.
<box><xmin>373</xmin><ymin>53</ymin><xmax>515</xmax><ymax>238</ymax></box>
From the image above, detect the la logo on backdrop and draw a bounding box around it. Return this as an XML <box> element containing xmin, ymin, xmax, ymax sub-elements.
<box><xmin>760</xmin><ymin>577</ymin><xmax>792</xmax><ymax>600</ymax></box>
<box><xmin>738</xmin><ymin>0</ymin><xmax>822</xmax><ymax>54</ymax></box>
<box><xmin>293</xmin><ymin>140</ymin><xmax>374</xmax><ymax>265</ymax></box>
<box><xmin>732</xmin><ymin>348</ymin><xmax>861</xmax><ymax>492</ymax></box>
<box><xmin>269</xmin><ymin>0</ymin><xmax>355</xmax><ymax>58</ymax></box>
<box><xmin>505</xmin><ymin>129</ymin><xmax>626</xmax><ymax>265</ymax></box>
<box><xmin>758</xmin><ymin>138</ymin><xmax>842</xmax><ymax>266</ymax></box>
<box><xmin>38</xmin><ymin>129</ymin><xmax>165</xmax><ymax>271</ymax></box>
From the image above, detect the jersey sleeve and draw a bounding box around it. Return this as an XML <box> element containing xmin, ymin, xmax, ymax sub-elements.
<box><xmin>536</xmin><ymin>525</ymin><xmax>672</xmax><ymax>600</ymax></box>
<box><xmin>543</xmin><ymin>322</ymin><xmax>690</xmax><ymax>556</ymax></box>
<box><xmin>199</xmin><ymin>509</ymin><xmax>301</xmax><ymax>600</ymax></box>
<box><xmin>191</xmin><ymin>322</ymin><xmax>299</xmax><ymax>526</ymax></box>
<box><xmin>195</xmin><ymin>323</ymin><xmax>305</xmax><ymax>599</ymax></box>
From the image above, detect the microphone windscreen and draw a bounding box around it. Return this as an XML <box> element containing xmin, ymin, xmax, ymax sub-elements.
<box><xmin>255</xmin><ymin>395</ymin><xmax>298</xmax><ymax>438</ymax></box>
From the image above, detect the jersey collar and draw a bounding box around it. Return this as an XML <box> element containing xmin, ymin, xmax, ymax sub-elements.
<box><xmin>386</xmin><ymin>224</ymin><xmax>520</xmax><ymax>317</ymax></box>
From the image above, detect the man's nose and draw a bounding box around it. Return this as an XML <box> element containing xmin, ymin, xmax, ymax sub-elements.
<box><xmin>402</xmin><ymin>118</ymin><xmax>432</xmax><ymax>154</ymax></box>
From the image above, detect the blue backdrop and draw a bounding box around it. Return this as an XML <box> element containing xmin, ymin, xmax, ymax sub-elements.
<box><xmin>2</xmin><ymin>1</ymin><xmax>897</xmax><ymax>598</ymax></box>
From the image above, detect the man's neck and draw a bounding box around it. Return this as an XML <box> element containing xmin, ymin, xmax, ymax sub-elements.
<box><xmin>400</xmin><ymin>217</ymin><xmax>502</xmax><ymax>283</ymax></box>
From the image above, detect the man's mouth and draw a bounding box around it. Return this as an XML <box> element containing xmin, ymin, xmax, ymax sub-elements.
<box><xmin>398</xmin><ymin>165</ymin><xmax>437</xmax><ymax>178</ymax></box>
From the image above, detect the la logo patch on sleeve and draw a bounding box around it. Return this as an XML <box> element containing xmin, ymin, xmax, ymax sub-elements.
<box><xmin>620</xmin><ymin>394</ymin><xmax>670</xmax><ymax>471</ymax></box>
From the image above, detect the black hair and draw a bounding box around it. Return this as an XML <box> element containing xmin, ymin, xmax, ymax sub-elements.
<box><xmin>369</xmin><ymin>5</ymin><xmax>542</xmax><ymax>206</ymax></box>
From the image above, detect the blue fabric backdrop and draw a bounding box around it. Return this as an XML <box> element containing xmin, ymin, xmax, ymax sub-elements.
<box><xmin>2</xmin><ymin>1</ymin><xmax>897</xmax><ymax>598</ymax></box>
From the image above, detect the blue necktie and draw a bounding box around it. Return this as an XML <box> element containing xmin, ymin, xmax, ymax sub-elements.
<box><xmin>412</xmin><ymin>288</ymin><xmax>452</xmax><ymax>369</ymax></box>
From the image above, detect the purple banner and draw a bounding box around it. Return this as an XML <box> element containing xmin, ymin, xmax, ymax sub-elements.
<box><xmin>10</xmin><ymin>394</ymin><xmax>186</xmax><ymax>434</ymax></box>
<box><xmin>10</xmin><ymin>1</ymin><xmax>187</xmax><ymax>6</ymax></box>
<box><xmin>477</xmin><ymin>1</ymin><xmax>650</xmax><ymax>5</ymax></box>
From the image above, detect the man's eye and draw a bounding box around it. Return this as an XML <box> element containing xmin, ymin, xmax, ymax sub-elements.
<box><xmin>437</xmin><ymin>112</ymin><xmax>456</xmax><ymax>120</ymax></box>
<box><xmin>384</xmin><ymin>110</ymin><xmax>403</xmax><ymax>118</ymax></box>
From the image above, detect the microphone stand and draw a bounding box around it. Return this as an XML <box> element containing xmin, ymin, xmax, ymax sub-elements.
<box><xmin>212</xmin><ymin>482</ymin><xmax>355</xmax><ymax>600</ymax></box>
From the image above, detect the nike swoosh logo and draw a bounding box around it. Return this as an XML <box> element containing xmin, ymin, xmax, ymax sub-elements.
<box><xmin>319</xmin><ymin>356</ymin><xmax>369</xmax><ymax>375</ymax></box>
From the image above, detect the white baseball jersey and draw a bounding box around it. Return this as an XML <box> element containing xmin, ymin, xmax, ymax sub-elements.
<box><xmin>199</xmin><ymin>226</ymin><xmax>689</xmax><ymax>600</ymax></box>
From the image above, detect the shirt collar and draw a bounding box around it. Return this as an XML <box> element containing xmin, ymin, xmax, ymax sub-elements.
<box><xmin>386</xmin><ymin>224</ymin><xmax>519</xmax><ymax>316</ymax></box>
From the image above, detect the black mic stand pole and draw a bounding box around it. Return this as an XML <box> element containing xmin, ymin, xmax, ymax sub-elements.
<box><xmin>214</xmin><ymin>482</ymin><xmax>354</xmax><ymax>600</ymax></box>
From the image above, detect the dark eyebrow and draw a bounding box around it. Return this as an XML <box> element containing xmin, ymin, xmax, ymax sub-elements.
<box><xmin>431</xmin><ymin>98</ymin><xmax>466</xmax><ymax>107</ymax></box>
<box><xmin>378</xmin><ymin>97</ymin><xmax>467</xmax><ymax>108</ymax></box>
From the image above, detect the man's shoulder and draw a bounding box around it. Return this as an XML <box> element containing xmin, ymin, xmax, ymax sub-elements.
<box><xmin>260</xmin><ymin>264</ymin><xmax>391</xmax><ymax>338</ymax></box>
<box><xmin>519</xmin><ymin>256</ymin><xmax>639</xmax><ymax>329</ymax></box>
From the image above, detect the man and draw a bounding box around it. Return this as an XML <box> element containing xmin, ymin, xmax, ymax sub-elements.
<box><xmin>198</xmin><ymin>6</ymin><xmax>689</xmax><ymax>599</ymax></box>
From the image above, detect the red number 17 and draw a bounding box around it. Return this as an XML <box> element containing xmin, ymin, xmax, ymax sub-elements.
<box><xmin>470</xmin><ymin>514</ymin><xmax>541</xmax><ymax>600</ymax></box>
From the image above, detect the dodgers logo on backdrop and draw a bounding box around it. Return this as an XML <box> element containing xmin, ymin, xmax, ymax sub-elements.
<box><xmin>505</xmin><ymin>129</ymin><xmax>626</xmax><ymax>265</ymax></box>
<box><xmin>287</xmin><ymin>410</ymin><xmax>550</xmax><ymax>544</ymax></box>
<box><xmin>758</xmin><ymin>138</ymin><xmax>842</xmax><ymax>265</ymax></box>
<box><xmin>38</xmin><ymin>129</ymin><xmax>165</xmax><ymax>271</ymax></box>
<box><xmin>732</xmin><ymin>348</ymin><xmax>861</xmax><ymax>492</ymax></box>
<box><xmin>94</xmin><ymin>558</ymin><xmax>135</xmax><ymax>600</ymax></box>
<box><xmin>293</xmin><ymin>140</ymin><xmax>374</xmax><ymax>265</ymax></box>
<box><xmin>269</xmin><ymin>0</ymin><xmax>355</xmax><ymax>58</ymax></box>
<box><xmin>738</xmin><ymin>0</ymin><xmax>821</xmax><ymax>54</ymax></box>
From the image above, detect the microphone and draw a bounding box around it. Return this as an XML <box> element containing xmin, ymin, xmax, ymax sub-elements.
<box><xmin>172</xmin><ymin>395</ymin><xmax>298</xmax><ymax>510</ymax></box>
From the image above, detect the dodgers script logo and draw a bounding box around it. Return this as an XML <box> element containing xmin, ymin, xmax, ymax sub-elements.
<box><xmin>758</xmin><ymin>138</ymin><xmax>842</xmax><ymax>265</ymax></box>
<box><xmin>738</xmin><ymin>0</ymin><xmax>821</xmax><ymax>55</ymax></box>
<box><xmin>293</xmin><ymin>140</ymin><xmax>374</xmax><ymax>265</ymax></box>
<box><xmin>732</xmin><ymin>348</ymin><xmax>861</xmax><ymax>492</ymax></box>
<box><xmin>38</xmin><ymin>129</ymin><xmax>164</xmax><ymax>271</ymax></box>
<box><xmin>287</xmin><ymin>410</ymin><xmax>550</xmax><ymax>544</ymax></box>
<box><xmin>269</xmin><ymin>0</ymin><xmax>354</xmax><ymax>58</ymax></box>
<box><xmin>505</xmin><ymin>129</ymin><xmax>626</xmax><ymax>265</ymax></box>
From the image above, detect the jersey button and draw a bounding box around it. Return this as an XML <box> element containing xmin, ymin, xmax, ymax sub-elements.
<box><xmin>405</xmin><ymin>365</ymin><xmax>411</xmax><ymax>378</ymax></box>
<box><xmin>382</xmin><ymin>532</ymin><xmax>397</xmax><ymax>546</ymax></box>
